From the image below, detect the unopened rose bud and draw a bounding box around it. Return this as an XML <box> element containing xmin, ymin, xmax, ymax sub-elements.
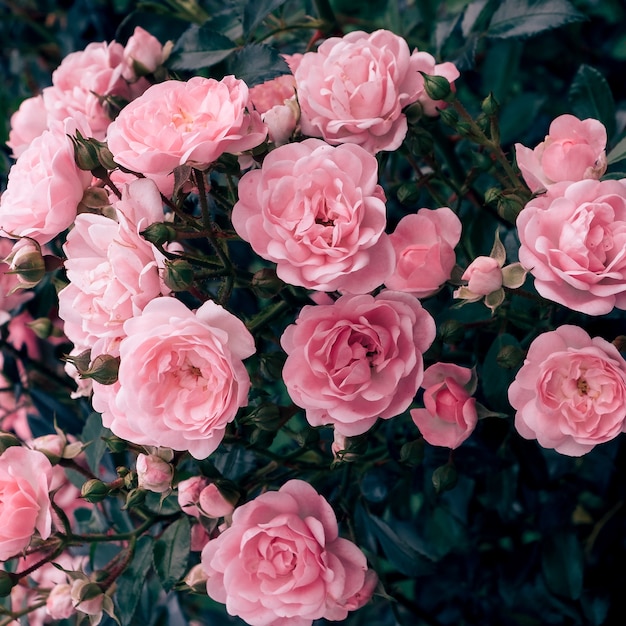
<box><xmin>481</xmin><ymin>92</ymin><xmax>499</xmax><ymax>116</ymax></box>
<box><xmin>31</xmin><ymin>433</ymin><xmax>66</xmax><ymax>462</ymax></box>
<box><xmin>164</xmin><ymin>259</ymin><xmax>194</xmax><ymax>292</ymax></box>
<box><xmin>0</xmin><ymin>432</ymin><xmax>21</xmax><ymax>454</ymax></box>
<box><xmin>71</xmin><ymin>132</ymin><xmax>101</xmax><ymax>171</ymax></box>
<box><xmin>6</xmin><ymin>239</ymin><xmax>45</xmax><ymax>288</ymax></box>
<box><xmin>81</xmin><ymin>479</ymin><xmax>109</xmax><ymax>503</ymax></box>
<box><xmin>263</xmin><ymin>99</ymin><xmax>299</xmax><ymax>146</ymax></box>
<box><xmin>141</xmin><ymin>222</ymin><xmax>177</xmax><ymax>246</ymax></box>
<box><xmin>80</xmin><ymin>354</ymin><xmax>120</xmax><ymax>385</ymax></box>
<box><xmin>420</xmin><ymin>72</ymin><xmax>453</xmax><ymax>102</ymax></box>
<box><xmin>184</xmin><ymin>564</ymin><xmax>208</xmax><ymax>591</ymax></box>
<box><xmin>251</xmin><ymin>267</ymin><xmax>284</xmax><ymax>298</ymax></box>
<box><xmin>136</xmin><ymin>453</ymin><xmax>173</xmax><ymax>493</ymax></box>
<box><xmin>70</xmin><ymin>580</ymin><xmax>104</xmax><ymax>616</ymax></box>
<box><xmin>400</xmin><ymin>439</ymin><xmax>425</xmax><ymax>466</ymax></box>
<box><xmin>497</xmin><ymin>193</ymin><xmax>525</xmax><ymax>222</ymax></box>
<box><xmin>27</xmin><ymin>317</ymin><xmax>53</xmax><ymax>339</ymax></box>
<box><xmin>404</xmin><ymin>102</ymin><xmax>424</xmax><ymax>125</ymax></box>
<box><xmin>438</xmin><ymin>107</ymin><xmax>459</xmax><ymax>127</ymax></box>
<box><xmin>46</xmin><ymin>583</ymin><xmax>74</xmax><ymax>620</ymax></box>
<box><xmin>198</xmin><ymin>483</ymin><xmax>236</xmax><ymax>518</ymax></box>
<box><xmin>123</xmin><ymin>487</ymin><xmax>146</xmax><ymax>509</ymax></box>
<box><xmin>462</xmin><ymin>256</ymin><xmax>503</xmax><ymax>296</ymax></box>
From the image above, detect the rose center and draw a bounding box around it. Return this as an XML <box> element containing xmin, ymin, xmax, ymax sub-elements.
<box><xmin>577</xmin><ymin>377</ymin><xmax>588</xmax><ymax>395</ymax></box>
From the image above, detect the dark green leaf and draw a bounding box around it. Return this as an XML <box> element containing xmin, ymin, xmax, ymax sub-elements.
<box><xmin>541</xmin><ymin>532</ymin><xmax>583</xmax><ymax>600</ymax></box>
<box><xmin>462</xmin><ymin>0</ymin><xmax>499</xmax><ymax>37</ymax></box>
<box><xmin>168</xmin><ymin>25</ymin><xmax>238</xmax><ymax>71</ymax></box>
<box><xmin>153</xmin><ymin>516</ymin><xmax>190</xmax><ymax>591</ymax></box>
<box><xmin>569</xmin><ymin>65</ymin><xmax>616</xmax><ymax>139</ymax></box>
<box><xmin>243</xmin><ymin>0</ymin><xmax>289</xmax><ymax>39</ymax></box>
<box><xmin>487</xmin><ymin>0</ymin><xmax>585</xmax><ymax>39</ymax></box>
<box><xmin>115</xmin><ymin>536</ymin><xmax>154</xmax><ymax>626</ymax></box>
<box><xmin>81</xmin><ymin>412</ymin><xmax>112</xmax><ymax>476</ymax></box>
<box><xmin>225</xmin><ymin>43</ymin><xmax>291</xmax><ymax>87</ymax></box>
<box><xmin>481</xmin><ymin>333</ymin><xmax>522</xmax><ymax>413</ymax></box>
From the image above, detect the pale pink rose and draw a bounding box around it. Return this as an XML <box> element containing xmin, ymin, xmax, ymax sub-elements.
<box><xmin>91</xmin><ymin>297</ymin><xmax>255</xmax><ymax>459</ymax></box>
<box><xmin>517</xmin><ymin>179</ymin><xmax>626</xmax><ymax>315</ymax></box>
<box><xmin>515</xmin><ymin>114</ymin><xmax>607</xmax><ymax>192</ymax></box>
<box><xmin>46</xmin><ymin>584</ymin><xmax>74</xmax><ymax>620</ymax></box>
<box><xmin>281</xmin><ymin>291</ymin><xmax>436</xmax><ymax>436</ymax></box>
<box><xmin>262</xmin><ymin>99</ymin><xmax>299</xmax><ymax>146</ymax></box>
<box><xmin>122</xmin><ymin>26</ymin><xmax>167</xmax><ymax>81</ymax></box>
<box><xmin>410</xmin><ymin>363</ymin><xmax>477</xmax><ymax>449</ymax></box>
<box><xmin>6</xmin><ymin>95</ymin><xmax>48</xmax><ymax>158</ymax></box>
<box><xmin>295</xmin><ymin>29</ymin><xmax>459</xmax><ymax>153</ymax></box>
<box><xmin>233</xmin><ymin>138</ymin><xmax>394</xmax><ymax>293</ymax></box>
<box><xmin>58</xmin><ymin>178</ymin><xmax>169</xmax><ymax>356</ymax></box>
<box><xmin>249</xmin><ymin>73</ymin><xmax>296</xmax><ymax>114</ymax></box>
<box><xmin>178</xmin><ymin>476</ymin><xmax>234</xmax><ymax>518</ymax></box>
<box><xmin>0</xmin><ymin>447</ymin><xmax>54</xmax><ymax>561</ymax></box>
<box><xmin>201</xmin><ymin>479</ymin><xmax>376</xmax><ymax>626</ymax></box>
<box><xmin>198</xmin><ymin>483</ymin><xmax>235</xmax><ymax>518</ymax></box>
<box><xmin>509</xmin><ymin>325</ymin><xmax>626</xmax><ymax>456</ymax></box>
<box><xmin>107</xmin><ymin>76</ymin><xmax>267</xmax><ymax>195</ymax></box>
<box><xmin>178</xmin><ymin>476</ymin><xmax>208</xmax><ymax>518</ymax></box>
<box><xmin>43</xmin><ymin>40</ymin><xmax>148</xmax><ymax>140</ymax></box>
<box><xmin>385</xmin><ymin>208</ymin><xmax>461</xmax><ymax>297</ymax></box>
<box><xmin>462</xmin><ymin>256</ymin><xmax>503</xmax><ymax>295</ymax></box>
<box><xmin>0</xmin><ymin>117</ymin><xmax>92</xmax><ymax>245</ymax></box>
<box><xmin>136</xmin><ymin>453</ymin><xmax>173</xmax><ymax>493</ymax></box>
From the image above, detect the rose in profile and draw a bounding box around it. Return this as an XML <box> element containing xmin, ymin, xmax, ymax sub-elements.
<box><xmin>515</xmin><ymin>114</ymin><xmax>607</xmax><ymax>192</ymax></box>
<box><xmin>517</xmin><ymin>179</ymin><xmax>626</xmax><ymax>315</ymax></box>
<box><xmin>281</xmin><ymin>291</ymin><xmax>436</xmax><ymax>436</ymax></box>
<box><xmin>508</xmin><ymin>325</ymin><xmax>626</xmax><ymax>456</ymax></box>
<box><xmin>91</xmin><ymin>297</ymin><xmax>255</xmax><ymax>459</ymax></box>
<box><xmin>295</xmin><ymin>29</ymin><xmax>459</xmax><ymax>153</ymax></box>
<box><xmin>0</xmin><ymin>447</ymin><xmax>54</xmax><ymax>561</ymax></box>
<box><xmin>201</xmin><ymin>479</ymin><xmax>376</xmax><ymax>626</ymax></box>
<box><xmin>232</xmin><ymin>138</ymin><xmax>394</xmax><ymax>293</ymax></box>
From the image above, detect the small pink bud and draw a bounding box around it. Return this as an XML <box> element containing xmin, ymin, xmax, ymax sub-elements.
<box><xmin>46</xmin><ymin>583</ymin><xmax>75</xmax><ymax>620</ymax></box>
<box><xmin>462</xmin><ymin>256</ymin><xmax>503</xmax><ymax>295</ymax></box>
<box><xmin>136</xmin><ymin>453</ymin><xmax>173</xmax><ymax>493</ymax></box>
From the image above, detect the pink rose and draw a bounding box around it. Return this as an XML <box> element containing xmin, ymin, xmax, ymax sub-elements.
<box><xmin>91</xmin><ymin>297</ymin><xmax>255</xmax><ymax>459</ymax></box>
<box><xmin>46</xmin><ymin>584</ymin><xmax>74</xmax><ymax>620</ymax></box>
<box><xmin>122</xmin><ymin>26</ymin><xmax>168</xmax><ymax>81</ymax></box>
<box><xmin>178</xmin><ymin>476</ymin><xmax>234</xmax><ymax>519</ymax></box>
<box><xmin>6</xmin><ymin>95</ymin><xmax>48</xmax><ymax>158</ymax></box>
<box><xmin>385</xmin><ymin>208</ymin><xmax>461</xmax><ymax>297</ymax></box>
<box><xmin>107</xmin><ymin>76</ymin><xmax>267</xmax><ymax>195</ymax></box>
<box><xmin>410</xmin><ymin>363</ymin><xmax>477</xmax><ymax>449</ymax></box>
<box><xmin>0</xmin><ymin>117</ymin><xmax>92</xmax><ymax>245</ymax></box>
<box><xmin>281</xmin><ymin>291</ymin><xmax>436</xmax><ymax>436</ymax></box>
<box><xmin>201</xmin><ymin>479</ymin><xmax>376</xmax><ymax>626</ymax></box>
<box><xmin>295</xmin><ymin>29</ymin><xmax>459</xmax><ymax>153</ymax></box>
<box><xmin>462</xmin><ymin>256</ymin><xmax>502</xmax><ymax>295</ymax></box>
<box><xmin>517</xmin><ymin>179</ymin><xmax>626</xmax><ymax>315</ymax></box>
<box><xmin>508</xmin><ymin>325</ymin><xmax>626</xmax><ymax>456</ymax></box>
<box><xmin>249</xmin><ymin>73</ymin><xmax>296</xmax><ymax>115</ymax></box>
<box><xmin>0</xmin><ymin>447</ymin><xmax>54</xmax><ymax>561</ymax></box>
<box><xmin>232</xmin><ymin>138</ymin><xmax>394</xmax><ymax>293</ymax></box>
<box><xmin>136</xmin><ymin>453</ymin><xmax>173</xmax><ymax>493</ymax></box>
<box><xmin>515</xmin><ymin>114</ymin><xmax>607</xmax><ymax>192</ymax></box>
<box><xmin>262</xmin><ymin>99</ymin><xmax>300</xmax><ymax>146</ymax></box>
<box><xmin>58</xmin><ymin>178</ymin><xmax>169</xmax><ymax>356</ymax></box>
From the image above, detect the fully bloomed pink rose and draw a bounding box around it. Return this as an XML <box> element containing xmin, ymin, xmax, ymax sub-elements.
<box><xmin>0</xmin><ymin>447</ymin><xmax>54</xmax><ymax>561</ymax></box>
<box><xmin>6</xmin><ymin>95</ymin><xmax>48</xmax><ymax>158</ymax></box>
<box><xmin>233</xmin><ymin>138</ymin><xmax>394</xmax><ymax>293</ymax></box>
<box><xmin>515</xmin><ymin>114</ymin><xmax>607</xmax><ymax>192</ymax></box>
<box><xmin>295</xmin><ymin>29</ymin><xmax>459</xmax><ymax>153</ymax></box>
<box><xmin>91</xmin><ymin>297</ymin><xmax>255</xmax><ymax>459</ymax></box>
<box><xmin>281</xmin><ymin>291</ymin><xmax>436</xmax><ymax>436</ymax></box>
<box><xmin>411</xmin><ymin>363</ymin><xmax>477</xmax><ymax>449</ymax></box>
<box><xmin>385</xmin><ymin>207</ymin><xmax>461</xmax><ymax>297</ymax></box>
<box><xmin>508</xmin><ymin>325</ymin><xmax>626</xmax><ymax>456</ymax></box>
<box><xmin>58</xmin><ymin>178</ymin><xmax>169</xmax><ymax>357</ymax></box>
<box><xmin>201</xmin><ymin>479</ymin><xmax>376</xmax><ymax>626</ymax></box>
<box><xmin>0</xmin><ymin>117</ymin><xmax>92</xmax><ymax>245</ymax></box>
<box><xmin>107</xmin><ymin>76</ymin><xmax>267</xmax><ymax>195</ymax></box>
<box><xmin>517</xmin><ymin>179</ymin><xmax>626</xmax><ymax>315</ymax></box>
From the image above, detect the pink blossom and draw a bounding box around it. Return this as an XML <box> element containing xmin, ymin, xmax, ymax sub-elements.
<box><xmin>249</xmin><ymin>73</ymin><xmax>296</xmax><ymax>114</ymax></box>
<box><xmin>233</xmin><ymin>138</ymin><xmax>394</xmax><ymax>293</ymax></box>
<box><xmin>295</xmin><ymin>29</ymin><xmax>459</xmax><ymax>153</ymax></box>
<box><xmin>6</xmin><ymin>95</ymin><xmax>48</xmax><ymax>158</ymax></box>
<box><xmin>385</xmin><ymin>208</ymin><xmax>461</xmax><ymax>297</ymax></box>
<box><xmin>411</xmin><ymin>363</ymin><xmax>477</xmax><ymax>449</ymax></box>
<box><xmin>136</xmin><ymin>453</ymin><xmax>173</xmax><ymax>493</ymax></box>
<box><xmin>92</xmin><ymin>297</ymin><xmax>255</xmax><ymax>459</ymax></box>
<box><xmin>517</xmin><ymin>179</ymin><xmax>626</xmax><ymax>315</ymax></box>
<box><xmin>178</xmin><ymin>476</ymin><xmax>235</xmax><ymax>518</ymax></box>
<box><xmin>462</xmin><ymin>256</ymin><xmax>503</xmax><ymax>295</ymax></box>
<box><xmin>107</xmin><ymin>76</ymin><xmax>267</xmax><ymax>195</ymax></box>
<box><xmin>515</xmin><ymin>114</ymin><xmax>607</xmax><ymax>192</ymax></box>
<box><xmin>122</xmin><ymin>26</ymin><xmax>168</xmax><ymax>81</ymax></box>
<box><xmin>281</xmin><ymin>291</ymin><xmax>436</xmax><ymax>436</ymax></box>
<box><xmin>201</xmin><ymin>479</ymin><xmax>376</xmax><ymax>625</ymax></box>
<box><xmin>0</xmin><ymin>447</ymin><xmax>54</xmax><ymax>561</ymax></box>
<box><xmin>509</xmin><ymin>325</ymin><xmax>626</xmax><ymax>456</ymax></box>
<box><xmin>46</xmin><ymin>584</ymin><xmax>74</xmax><ymax>620</ymax></box>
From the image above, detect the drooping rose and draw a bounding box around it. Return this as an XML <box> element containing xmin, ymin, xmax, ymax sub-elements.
<box><xmin>508</xmin><ymin>325</ymin><xmax>626</xmax><ymax>456</ymax></box>
<box><xmin>295</xmin><ymin>29</ymin><xmax>459</xmax><ymax>153</ymax></box>
<box><xmin>385</xmin><ymin>207</ymin><xmax>461</xmax><ymax>297</ymax></box>
<box><xmin>515</xmin><ymin>114</ymin><xmax>607</xmax><ymax>192</ymax></box>
<box><xmin>281</xmin><ymin>291</ymin><xmax>436</xmax><ymax>436</ymax></box>
<box><xmin>411</xmin><ymin>363</ymin><xmax>477</xmax><ymax>449</ymax></box>
<box><xmin>232</xmin><ymin>138</ymin><xmax>394</xmax><ymax>293</ymax></box>
<box><xmin>201</xmin><ymin>479</ymin><xmax>376</xmax><ymax>626</ymax></box>
<box><xmin>517</xmin><ymin>179</ymin><xmax>626</xmax><ymax>315</ymax></box>
<box><xmin>91</xmin><ymin>297</ymin><xmax>255</xmax><ymax>459</ymax></box>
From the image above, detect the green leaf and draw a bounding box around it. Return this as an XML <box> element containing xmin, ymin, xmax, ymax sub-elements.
<box><xmin>168</xmin><ymin>24</ymin><xmax>238</xmax><ymax>71</ymax></box>
<box><xmin>481</xmin><ymin>333</ymin><xmax>522</xmax><ymax>413</ymax></box>
<box><xmin>81</xmin><ymin>412</ymin><xmax>112</xmax><ymax>476</ymax></box>
<box><xmin>225</xmin><ymin>43</ymin><xmax>291</xmax><ymax>87</ymax></box>
<box><xmin>568</xmin><ymin>65</ymin><xmax>616</xmax><ymax>138</ymax></box>
<box><xmin>153</xmin><ymin>516</ymin><xmax>190</xmax><ymax>591</ymax></box>
<box><xmin>541</xmin><ymin>532</ymin><xmax>583</xmax><ymax>600</ymax></box>
<box><xmin>487</xmin><ymin>0</ymin><xmax>585</xmax><ymax>39</ymax></box>
<box><xmin>115</xmin><ymin>536</ymin><xmax>154</xmax><ymax>626</ymax></box>
<box><xmin>243</xmin><ymin>0</ymin><xmax>289</xmax><ymax>39</ymax></box>
<box><xmin>607</xmin><ymin>134</ymin><xmax>626</xmax><ymax>164</ymax></box>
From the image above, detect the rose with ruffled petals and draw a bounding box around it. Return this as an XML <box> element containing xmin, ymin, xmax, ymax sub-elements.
<box><xmin>233</xmin><ymin>138</ymin><xmax>394</xmax><ymax>293</ymax></box>
<box><xmin>201</xmin><ymin>479</ymin><xmax>376</xmax><ymax>626</ymax></box>
<box><xmin>91</xmin><ymin>297</ymin><xmax>255</xmax><ymax>459</ymax></box>
<box><xmin>517</xmin><ymin>179</ymin><xmax>626</xmax><ymax>315</ymax></box>
<box><xmin>6</xmin><ymin>95</ymin><xmax>48</xmax><ymax>158</ymax></box>
<box><xmin>508</xmin><ymin>325</ymin><xmax>626</xmax><ymax>456</ymax></box>
<box><xmin>515</xmin><ymin>114</ymin><xmax>607</xmax><ymax>192</ymax></box>
<box><xmin>281</xmin><ymin>291</ymin><xmax>436</xmax><ymax>436</ymax></box>
<box><xmin>295</xmin><ymin>29</ymin><xmax>459</xmax><ymax>153</ymax></box>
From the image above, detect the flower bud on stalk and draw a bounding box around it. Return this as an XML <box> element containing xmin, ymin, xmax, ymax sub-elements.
<box><xmin>80</xmin><ymin>354</ymin><xmax>120</xmax><ymax>385</ymax></box>
<box><xmin>420</xmin><ymin>72</ymin><xmax>453</xmax><ymax>102</ymax></box>
<box><xmin>81</xmin><ymin>479</ymin><xmax>110</xmax><ymax>503</ymax></box>
<box><xmin>164</xmin><ymin>258</ymin><xmax>194</xmax><ymax>292</ymax></box>
<box><xmin>141</xmin><ymin>222</ymin><xmax>178</xmax><ymax>247</ymax></box>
